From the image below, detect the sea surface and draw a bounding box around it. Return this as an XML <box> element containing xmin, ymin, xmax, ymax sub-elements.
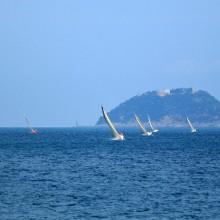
<box><xmin>0</xmin><ymin>128</ymin><xmax>220</xmax><ymax>220</ymax></box>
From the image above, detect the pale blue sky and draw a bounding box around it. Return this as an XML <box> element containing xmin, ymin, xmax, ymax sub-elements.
<box><xmin>0</xmin><ymin>0</ymin><xmax>220</xmax><ymax>126</ymax></box>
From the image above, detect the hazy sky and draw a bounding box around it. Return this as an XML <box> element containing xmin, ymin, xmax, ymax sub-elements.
<box><xmin>0</xmin><ymin>0</ymin><xmax>220</xmax><ymax>126</ymax></box>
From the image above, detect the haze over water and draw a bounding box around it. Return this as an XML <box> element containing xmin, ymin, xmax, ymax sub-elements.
<box><xmin>1</xmin><ymin>0</ymin><xmax>220</xmax><ymax>126</ymax></box>
<box><xmin>0</xmin><ymin>128</ymin><xmax>220</xmax><ymax>219</ymax></box>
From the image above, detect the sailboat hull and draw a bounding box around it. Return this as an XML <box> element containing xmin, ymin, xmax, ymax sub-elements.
<box><xmin>135</xmin><ymin>114</ymin><xmax>152</xmax><ymax>136</ymax></box>
<box><xmin>113</xmin><ymin>134</ymin><xmax>125</xmax><ymax>140</ymax></box>
<box><xmin>148</xmin><ymin>115</ymin><xmax>159</xmax><ymax>134</ymax></box>
<box><xmin>142</xmin><ymin>132</ymin><xmax>152</xmax><ymax>136</ymax></box>
<box><xmin>102</xmin><ymin>106</ymin><xmax>125</xmax><ymax>140</ymax></box>
<box><xmin>31</xmin><ymin>129</ymin><xmax>38</xmax><ymax>135</ymax></box>
<box><xmin>186</xmin><ymin>117</ymin><xmax>197</xmax><ymax>133</ymax></box>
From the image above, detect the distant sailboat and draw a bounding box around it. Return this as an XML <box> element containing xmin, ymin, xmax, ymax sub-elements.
<box><xmin>186</xmin><ymin>117</ymin><xmax>197</xmax><ymax>133</ymax></box>
<box><xmin>101</xmin><ymin>106</ymin><xmax>124</xmax><ymax>140</ymax></box>
<box><xmin>25</xmin><ymin>116</ymin><xmax>38</xmax><ymax>134</ymax></box>
<box><xmin>135</xmin><ymin>114</ymin><xmax>152</xmax><ymax>136</ymax></box>
<box><xmin>147</xmin><ymin>115</ymin><xmax>159</xmax><ymax>133</ymax></box>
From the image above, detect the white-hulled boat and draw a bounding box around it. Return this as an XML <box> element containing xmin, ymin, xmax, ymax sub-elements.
<box><xmin>25</xmin><ymin>116</ymin><xmax>38</xmax><ymax>135</ymax></box>
<box><xmin>101</xmin><ymin>106</ymin><xmax>124</xmax><ymax>140</ymax></box>
<box><xmin>186</xmin><ymin>117</ymin><xmax>197</xmax><ymax>133</ymax></box>
<box><xmin>135</xmin><ymin>114</ymin><xmax>152</xmax><ymax>136</ymax></box>
<box><xmin>148</xmin><ymin>115</ymin><xmax>159</xmax><ymax>133</ymax></box>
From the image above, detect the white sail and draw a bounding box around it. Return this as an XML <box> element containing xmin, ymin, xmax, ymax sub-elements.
<box><xmin>25</xmin><ymin>116</ymin><xmax>38</xmax><ymax>134</ymax></box>
<box><xmin>135</xmin><ymin>114</ymin><xmax>152</xmax><ymax>136</ymax></box>
<box><xmin>186</xmin><ymin>117</ymin><xmax>197</xmax><ymax>133</ymax></box>
<box><xmin>101</xmin><ymin>106</ymin><xmax>124</xmax><ymax>140</ymax></box>
<box><xmin>147</xmin><ymin>115</ymin><xmax>159</xmax><ymax>133</ymax></box>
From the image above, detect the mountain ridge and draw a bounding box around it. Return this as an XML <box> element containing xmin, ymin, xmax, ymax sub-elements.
<box><xmin>96</xmin><ymin>88</ymin><xmax>220</xmax><ymax>127</ymax></box>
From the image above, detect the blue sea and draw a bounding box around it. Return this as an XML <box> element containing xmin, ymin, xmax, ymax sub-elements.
<box><xmin>0</xmin><ymin>128</ymin><xmax>220</xmax><ymax>220</ymax></box>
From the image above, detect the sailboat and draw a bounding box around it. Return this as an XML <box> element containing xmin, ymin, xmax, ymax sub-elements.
<box><xmin>101</xmin><ymin>106</ymin><xmax>124</xmax><ymax>140</ymax></box>
<box><xmin>147</xmin><ymin>115</ymin><xmax>159</xmax><ymax>133</ymax></box>
<box><xmin>135</xmin><ymin>114</ymin><xmax>152</xmax><ymax>136</ymax></box>
<box><xmin>186</xmin><ymin>117</ymin><xmax>197</xmax><ymax>133</ymax></box>
<box><xmin>25</xmin><ymin>116</ymin><xmax>38</xmax><ymax>135</ymax></box>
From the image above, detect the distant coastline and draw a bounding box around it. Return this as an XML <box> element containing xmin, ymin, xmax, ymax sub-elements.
<box><xmin>97</xmin><ymin>88</ymin><xmax>220</xmax><ymax>127</ymax></box>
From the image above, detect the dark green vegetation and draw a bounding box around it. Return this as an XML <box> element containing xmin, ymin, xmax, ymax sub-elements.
<box><xmin>97</xmin><ymin>88</ymin><xmax>220</xmax><ymax>127</ymax></box>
